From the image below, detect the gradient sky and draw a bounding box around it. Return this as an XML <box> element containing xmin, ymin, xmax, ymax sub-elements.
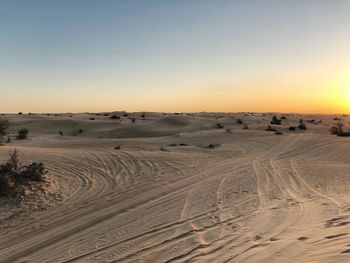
<box><xmin>1</xmin><ymin>0</ymin><xmax>349</xmax><ymax>113</ymax></box>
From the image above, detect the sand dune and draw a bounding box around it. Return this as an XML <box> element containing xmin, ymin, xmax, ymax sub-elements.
<box><xmin>1</xmin><ymin>112</ymin><xmax>350</xmax><ymax>262</ymax></box>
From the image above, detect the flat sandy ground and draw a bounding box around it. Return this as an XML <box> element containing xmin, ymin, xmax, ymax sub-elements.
<box><xmin>1</xmin><ymin>112</ymin><xmax>350</xmax><ymax>263</ymax></box>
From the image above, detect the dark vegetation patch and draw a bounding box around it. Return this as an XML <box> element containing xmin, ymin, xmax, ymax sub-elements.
<box><xmin>270</xmin><ymin>115</ymin><xmax>281</xmax><ymax>125</ymax></box>
<box><xmin>17</xmin><ymin>128</ymin><xmax>29</xmax><ymax>139</ymax></box>
<box><xmin>0</xmin><ymin>150</ymin><xmax>46</xmax><ymax>202</ymax></box>
<box><xmin>265</xmin><ymin>125</ymin><xmax>277</xmax><ymax>132</ymax></box>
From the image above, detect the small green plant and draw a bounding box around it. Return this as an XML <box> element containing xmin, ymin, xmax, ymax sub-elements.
<box><xmin>0</xmin><ymin>118</ymin><xmax>8</xmax><ymax>136</ymax></box>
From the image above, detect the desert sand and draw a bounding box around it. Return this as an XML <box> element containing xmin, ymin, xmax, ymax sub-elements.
<box><xmin>1</xmin><ymin>112</ymin><xmax>350</xmax><ymax>262</ymax></box>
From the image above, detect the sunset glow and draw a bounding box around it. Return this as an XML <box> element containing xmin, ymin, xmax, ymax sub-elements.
<box><xmin>0</xmin><ymin>1</ymin><xmax>349</xmax><ymax>113</ymax></box>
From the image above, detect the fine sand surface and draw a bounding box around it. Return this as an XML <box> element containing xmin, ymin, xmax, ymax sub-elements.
<box><xmin>1</xmin><ymin>112</ymin><xmax>350</xmax><ymax>262</ymax></box>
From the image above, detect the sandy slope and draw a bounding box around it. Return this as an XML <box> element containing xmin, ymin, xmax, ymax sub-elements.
<box><xmin>1</xmin><ymin>112</ymin><xmax>350</xmax><ymax>262</ymax></box>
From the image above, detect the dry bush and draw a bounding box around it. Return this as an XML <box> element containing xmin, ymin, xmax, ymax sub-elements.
<box><xmin>17</xmin><ymin>128</ymin><xmax>29</xmax><ymax>139</ymax></box>
<box><xmin>215</xmin><ymin>123</ymin><xmax>224</xmax><ymax>129</ymax></box>
<box><xmin>0</xmin><ymin>118</ymin><xmax>9</xmax><ymax>136</ymax></box>
<box><xmin>271</xmin><ymin>116</ymin><xmax>281</xmax><ymax>125</ymax></box>
<box><xmin>0</xmin><ymin>150</ymin><xmax>46</xmax><ymax>197</ymax></box>
<box><xmin>298</xmin><ymin>122</ymin><xmax>307</xmax><ymax>130</ymax></box>
<box><xmin>265</xmin><ymin>125</ymin><xmax>276</xmax><ymax>132</ymax></box>
<box><xmin>110</xmin><ymin>115</ymin><xmax>120</xmax><ymax>120</ymax></box>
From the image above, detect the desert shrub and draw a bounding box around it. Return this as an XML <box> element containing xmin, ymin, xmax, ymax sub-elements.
<box><xmin>17</xmin><ymin>128</ymin><xmax>29</xmax><ymax>139</ymax></box>
<box><xmin>20</xmin><ymin>162</ymin><xmax>45</xmax><ymax>181</ymax></box>
<box><xmin>330</xmin><ymin>123</ymin><xmax>343</xmax><ymax>135</ymax></box>
<box><xmin>338</xmin><ymin>132</ymin><xmax>350</xmax><ymax>137</ymax></box>
<box><xmin>114</xmin><ymin>144</ymin><xmax>121</xmax><ymax>150</ymax></box>
<box><xmin>59</xmin><ymin>131</ymin><xmax>63</xmax><ymax>136</ymax></box>
<box><xmin>207</xmin><ymin>143</ymin><xmax>220</xmax><ymax>149</ymax></box>
<box><xmin>0</xmin><ymin>175</ymin><xmax>10</xmax><ymax>193</ymax></box>
<box><xmin>123</xmin><ymin>113</ymin><xmax>128</xmax><ymax>117</ymax></box>
<box><xmin>216</xmin><ymin>123</ymin><xmax>224</xmax><ymax>129</ymax></box>
<box><xmin>289</xmin><ymin>126</ymin><xmax>296</xmax><ymax>131</ymax></box>
<box><xmin>298</xmin><ymin>123</ymin><xmax>307</xmax><ymax>130</ymax></box>
<box><xmin>78</xmin><ymin>129</ymin><xmax>84</xmax><ymax>134</ymax></box>
<box><xmin>265</xmin><ymin>125</ymin><xmax>276</xmax><ymax>132</ymax></box>
<box><xmin>141</xmin><ymin>112</ymin><xmax>146</xmax><ymax>118</ymax></box>
<box><xmin>89</xmin><ymin>117</ymin><xmax>95</xmax><ymax>120</ymax></box>
<box><xmin>110</xmin><ymin>115</ymin><xmax>120</xmax><ymax>120</ymax></box>
<box><xmin>275</xmin><ymin>131</ymin><xmax>283</xmax><ymax>135</ymax></box>
<box><xmin>271</xmin><ymin>116</ymin><xmax>281</xmax><ymax>125</ymax></box>
<box><xmin>236</xmin><ymin>119</ymin><xmax>243</xmax><ymax>124</ymax></box>
<box><xmin>332</xmin><ymin>123</ymin><xmax>350</xmax><ymax>136</ymax></box>
<box><xmin>0</xmin><ymin>150</ymin><xmax>46</xmax><ymax>196</ymax></box>
<box><xmin>18</xmin><ymin>112</ymin><xmax>23</xmax><ymax>115</ymax></box>
<box><xmin>160</xmin><ymin>146</ymin><xmax>168</xmax><ymax>152</ymax></box>
<box><xmin>131</xmin><ymin>117</ymin><xmax>136</xmax><ymax>123</ymax></box>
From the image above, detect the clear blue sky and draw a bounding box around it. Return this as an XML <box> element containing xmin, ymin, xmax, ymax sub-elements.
<box><xmin>1</xmin><ymin>0</ymin><xmax>349</xmax><ymax>113</ymax></box>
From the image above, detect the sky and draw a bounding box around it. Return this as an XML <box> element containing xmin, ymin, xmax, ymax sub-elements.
<box><xmin>0</xmin><ymin>0</ymin><xmax>349</xmax><ymax>113</ymax></box>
